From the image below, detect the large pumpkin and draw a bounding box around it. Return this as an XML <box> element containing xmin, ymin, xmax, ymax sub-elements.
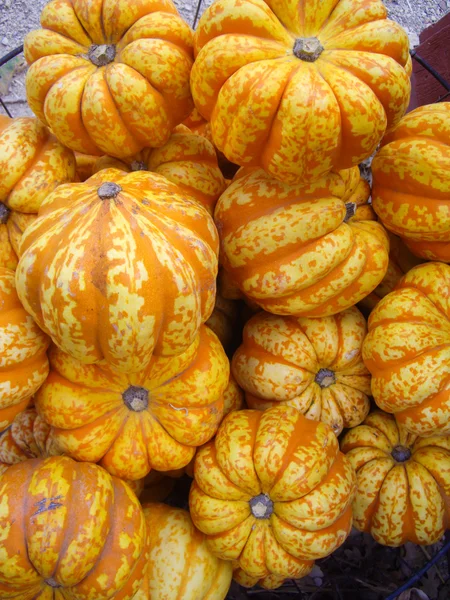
<box><xmin>16</xmin><ymin>168</ymin><xmax>219</xmax><ymax>373</ymax></box>
<box><xmin>0</xmin><ymin>456</ymin><xmax>148</xmax><ymax>599</ymax></box>
<box><xmin>363</xmin><ymin>262</ymin><xmax>450</xmax><ymax>437</ymax></box>
<box><xmin>189</xmin><ymin>405</ymin><xmax>355</xmax><ymax>584</ymax></box>
<box><xmin>133</xmin><ymin>503</ymin><xmax>232</xmax><ymax>600</ymax></box>
<box><xmin>191</xmin><ymin>0</ymin><xmax>411</xmax><ymax>184</ymax></box>
<box><xmin>232</xmin><ymin>307</ymin><xmax>371</xmax><ymax>435</ymax></box>
<box><xmin>372</xmin><ymin>103</ymin><xmax>450</xmax><ymax>262</ymax></box>
<box><xmin>341</xmin><ymin>411</ymin><xmax>450</xmax><ymax>546</ymax></box>
<box><xmin>215</xmin><ymin>166</ymin><xmax>389</xmax><ymax>316</ymax></box>
<box><xmin>35</xmin><ymin>325</ymin><xmax>229</xmax><ymax>481</ymax></box>
<box><xmin>0</xmin><ymin>268</ymin><xmax>50</xmax><ymax>434</ymax></box>
<box><xmin>25</xmin><ymin>0</ymin><xmax>194</xmax><ymax>158</ymax></box>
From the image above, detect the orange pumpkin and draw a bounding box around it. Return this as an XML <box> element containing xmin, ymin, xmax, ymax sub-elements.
<box><xmin>0</xmin><ymin>209</ymin><xmax>37</xmax><ymax>271</ymax></box>
<box><xmin>16</xmin><ymin>168</ymin><xmax>219</xmax><ymax>373</ymax></box>
<box><xmin>74</xmin><ymin>152</ymin><xmax>98</xmax><ymax>181</ymax></box>
<box><xmin>25</xmin><ymin>0</ymin><xmax>194</xmax><ymax>158</ymax></box>
<box><xmin>192</xmin><ymin>0</ymin><xmax>410</xmax><ymax>184</ymax></box>
<box><xmin>189</xmin><ymin>405</ymin><xmax>355</xmax><ymax>584</ymax></box>
<box><xmin>0</xmin><ymin>456</ymin><xmax>149</xmax><ymax>599</ymax></box>
<box><xmin>215</xmin><ymin>165</ymin><xmax>389</xmax><ymax>316</ymax></box>
<box><xmin>0</xmin><ymin>267</ymin><xmax>50</xmax><ymax>434</ymax></box>
<box><xmin>341</xmin><ymin>411</ymin><xmax>450</xmax><ymax>546</ymax></box>
<box><xmin>363</xmin><ymin>262</ymin><xmax>450</xmax><ymax>437</ymax></box>
<box><xmin>232</xmin><ymin>307</ymin><xmax>370</xmax><ymax>435</ymax></box>
<box><xmin>35</xmin><ymin>326</ymin><xmax>229</xmax><ymax>481</ymax></box>
<box><xmin>372</xmin><ymin>103</ymin><xmax>450</xmax><ymax>262</ymax></box>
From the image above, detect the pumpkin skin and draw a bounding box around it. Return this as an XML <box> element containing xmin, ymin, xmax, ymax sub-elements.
<box><xmin>0</xmin><ymin>209</ymin><xmax>37</xmax><ymax>271</ymax></box>
<box><xmin>16</xmin><ymin>168</ymin><xmax>219</xmax><ymax>373</ymax></box>
<box><xmin>363</xmin><ymin>262</ymin><xmax>450</xmax><ymax>437</ymax></box>
<box><xmin>341</xmin><ymin>411</ymin><xmax>450</xmax><ymax>546</ymax></box>
<box><xmin>0</xmin><ymin>456</ymin><xmax>149</xmax><ymax>599</ymax></box>
<box><xmin>192</xmin><ymin>0</ymin><xmax>410</xmax><ymax>184</ymax></box>
<box><xmin>232</xmin><ymin>307</ymin><xmax>371</xmax><ymax>436</ymax></box>
<box><xmin>232</xmin><ymin>567</ymin><xmax>286</xmax><ymax>590</ymax></box>
<box><xmin>372</xmin><ymin>103</ymin><xmax>450</xmax><ymax>262</ymax></box>
<box><xmin>25</xmin><ymin>0</ymin><xmax>194</xmax><ymax>158</ymax></box>
<box><xmin>0</xmin><ymin>268</ymin><xmax>50</xmax><ymax>434</ymax></box>
<box><xmin>215</xmin><ymin>165</ymin><xmax>389</xmax><ymax>316</ymax></box>
<box><xmin>189</xmin><ymin>405</ymin><xmax>355</xmax><ymax>582</ymax></box>
<box><xmin>74</xmin><ymin>152</ymin><xmax>98</xmax><ymax>181</ymax></box>
<box><xmin>35</xmin><ymin>325</ymin><xmax>229</xmax><ymax>481</ymax></box>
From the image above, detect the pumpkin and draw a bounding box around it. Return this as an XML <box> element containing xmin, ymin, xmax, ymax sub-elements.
<box><xmin>24</xmin><ymin>0</ymin><xmax>194</xmax><ymax>158</ymax></box>
<box><xmin>0</xmin><ymin>267</ymin><xmax>50</xmax><ymax>434</ymax></box>
<box><xmin>232</xmin><ymin>567</ymin><xmax>286</xmax><ymax>590</ymax></box>
<box><xmin>363</xmin><ymin>262</ymin><xmax>450</xmax><ymax>437</ymax></box>
<box><xmin>341</xmin><ymin>410</ymin><xmax>450</xmax><ymax>546</ymax></box>
<box><xmin>92</xmin><ymin>125</ymin><xmax>226</xmax><ymax>214</ymax></box>
<box><xmin>16</xmin><ymin>168</ymin><xmax>219</xmax><ymax>373</ymax></box>
<box><xmin>232</xmin><ymin>307</ymin><xmax>370</xmax><ymax>436</ymax></box>
<box><xmin>74</xmin><ymin>152</ymin><xmax>98</xmax><ymax>181</ymax></box>
<box><xmin>0</xmin><ymin>115</ymin><xmax>76</xmax><ymax>214</ymax></box>
<box><xmin>132</xmin><ymin>503</ymin><xmax>232</xmax><ymax>600</ymax></box>
<box><xmin>206</xmin><ymin>291</ymin><xmax>240</xmax><ymax>353</ymax></box>
<box><xmin>372</xmin><ymin>103</ymin><xmax>450</xmax><ymax>262</ymax></box>
<box><xmin>189</xmin><ymin>405</ymin><xmax>355</xmax><ymax>583</ymax></box>
<box><xmin>0</xmin><ymin>208</ymin><xmax>37</xmax><ymax>271</ymax></box>
<box><xmin>0</xmin><ymin>456</ymin><xmax>149</xmax><ymax>599</ymax></box>
<box><xmin>35</xmin><ymin>325</ymin><xmax>229</xmax><ymax>481</ymax></box>
<box><xmin>192</xmin><ymin>0</ymin><xmax>410</xmax><ymax>184</ymax></box>
<box><xmin>215</xmin><ymin>165</ymin><xmax>389</xmax><ymax>316</ymax></box>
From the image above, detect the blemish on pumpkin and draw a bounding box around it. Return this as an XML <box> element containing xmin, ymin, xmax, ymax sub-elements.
<box><xmin>169</xmin><ymin>404</ymin><xmax>189</xmax><ymax>416</ymax></box>
<box><xmin>32</xmin><ymin>495</ymin><xmax>64</xmax><ymax>517</ymax></box>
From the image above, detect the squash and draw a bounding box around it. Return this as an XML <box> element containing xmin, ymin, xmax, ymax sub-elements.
<box><xmin>192</xmin><ymin>0</ymin><xmax>410</xmax><ymax>184</ymax></box>
<box><xmin>215</xmin><ymin>166</ymin><xmax>389</xmax><ymax>316</ymax></box>
<box><xmin>74</xmin><ymin>152</ymin><xmax>98</xmax><ymax>181</ymax></box>
<box><xmin>232</xmin><ymin>567</ymin><xmax>286</xmax><ymax>590</ymax></box>
<box><xmin>0</xmin><ymin>209</ymin><xmax>37</xmax><ymax>271</ymax></box>
<box><xmin>341</xmin><ymin>410</ymin><xmax>450</xmax><ymax>546</ymax></box>
<box><xmin>372</xmin><ymin>103</ymin><xmax>450</xmax><ymax>262</ymax></box>
<box><xmin>35</xmin><ymin>326</ymin><xmax>229</xmax><ymax>481</ymax></box>
<box><xmin>25</xmin><ymin>0</ymin><xmax>194</xmax><ymax>158</ymax></box>
<box><xmin>0</xmin><ymin>267</ymin><xmax>50</xmax><ymax>434</ymax></box>
<box><xmin>0</xmin><ymin>456</ymin><xmax>149</xmax><ymax>599</ymax></box>
<box><xmin>189</xmin><ymin>405</ymin><xmax>355</xmax><ymax>583</ymax></box>
<box><xmin>232</xmin><ymin>307</ymin><xmax>370</xmax><ymax>435</ymax></box>
<box><xmin>16</xmin><ymin>168</ymin><xmax>219</xmax><ymax>373</ymax></box>
<box><xmin>363</xmin><ymin>262</ymin><xmax>450</xmax><ymax>437</ymax></box>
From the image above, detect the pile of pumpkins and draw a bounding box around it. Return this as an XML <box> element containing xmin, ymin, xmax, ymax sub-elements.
<box><xmin>0</xmin><ymin>0</ymin><xmax>449</xmax><ymax>598</ymax></box>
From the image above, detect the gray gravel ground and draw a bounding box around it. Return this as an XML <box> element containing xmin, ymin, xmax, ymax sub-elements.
<box><xmin>0</xmin><ymin>0</ymin><xmax>449</xmax><ymax>117</ymax></box>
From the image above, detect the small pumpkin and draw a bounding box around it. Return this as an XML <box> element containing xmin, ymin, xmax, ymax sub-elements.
<box><xmin>341</xmin><ymin>410</ymin><xmax>450</xmax><ymax>546</ymax></box>
<box><xmin>74</xmin><ymin>152</ymin><xmax>98</xmax><ymax>181</ymax></box>
<box><xmin>0</xmin><ymin>456</ymin><xmax>149</xmax><ymax>599</ymax></box>
<box><xmin>189</xmin><ymin>405</ymin><xmax>355</xmax><ymax>583</ymax></box>
<box><xmin>232</xmin><ymin>567</ymin><xmax>286</xmax><ymax>590</ymax></box>
<box><xmin>363</xmin><ymin>262</ymin><xmax>450</xmax><ymax>437</ymax></box>
<box><xmin>0</xmin><ymin>207</ymin><xmax>37</xmax><ymax>271</ymax></box>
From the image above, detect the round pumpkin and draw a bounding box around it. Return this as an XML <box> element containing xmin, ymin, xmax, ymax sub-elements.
<box><xmin>341</xmin><ymin>410</ymin><xmax>450</xmax><ymax>546</ymax></box>
<box><xmin>192</xmin><ymin>0</ymin><xmax>410</xmax><ymax>184</ymax></box>
<box><xmin>35</xmin><ymin>325</ymin><xmax>229</xmax><ymax>481</ymax></box>
<box><xmin>372</xmin><ymin>103</ymin><xmax>450</xmax><ymax>262</ymax></box>
<box><xmin>16</xmin><ymin>168</ymin><xmax>219</xmax><ymax>373</ymax></box>
<box><xmin>232</xmin><ymin>567</ymin><xmax>286</xmax><ymax>590</ymax></box>
<box><xmin>215</xmin><ymin>165</ymin><xmax>389</xmax><ymax>317</ymax></box>
<box><xmin>25</xmin><ymin>0</ymin><xmax>194</xmax><ymax>158</ymax></box>
<box><xmin>0</xmin><ymin>456</ymin><xmax>148</xmax><ymax>599</ymax></box>
<box><xmin>232</xmin><ymin>307</ymin><xmax>371</xmax><ymax>435</ymax></box>
<box><xmin>189</xmin><ymin>405</ymin><xmax>355</xmax><ymax>582</ymax></box>
<box><xmin>0</xmin><ymin>208</ymin><xmax>37</xmax><ymax>271</ymax></box>
<box><xmin>363</xmin><ymin>262</ymin><xmax>450</xmax><ymax>437</ymax></box>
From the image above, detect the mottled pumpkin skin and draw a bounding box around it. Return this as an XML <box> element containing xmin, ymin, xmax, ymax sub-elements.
<box><xmin>189</xmin><ymin>405</ymin><xmax>355</xmax><ymax>582</ymax></box>
<box><xmin>16</xmin><ymin>168</ymin><xmax>219</xmax><ymax>373</ymax></box>
<box><xmin>215</xmin><ymin>166</ymin><xmax>389</xmax><ymax>317</ymax></box>
<box><xmin>192</xmin><ymin>0</ymin><xmax>410</xmax><ymax>184</ymax></box>
<box><xmin>25</xmin><ymin>0</ymin><xmax>194</xmax><ymax>158</ymax></box>
<box><xmin>0</xmin><ymin>210</ymin><xmax>37</xmax><ymax>271</ymax></box>
<box><xmin>93</xmin><ymin>125</ymin><xmax>226</xmax><ymax>214</ymax></box>
<box><xmin>132</xmin><ymin>503</ymin><xmax>232</xmax><ymax>600</ymax></box>
<box><xmin>363</xmin><ymin>262</ymin><xmax>450</xmax><ymax>437</ymax></box>
<box><xmin>0</xmin><ymin>268</ymin><xmax>50</xmax><ymax>434</ymax></box>
<box><xmin>35</xmin><ymin>326</ymin><xmax>229</xmax><ymax>481</ymax></box>
<box><xmin>341</xmin><ymin>411</ymin><xmax>450</xmax><ymax>546</ymax></box>
<box><xmin>232</xmin><ymin>567</ymin><xmax>286</xmax><ymax>590</ymax></box>
<box><xmin>372</xmin><ymin>103</ymin><xmax>450</xmax><ymax>262</ymax></box>
<box><xmin>0</xmin><ymin>456</ymin><xmax>149</xmax><ymax>599</ymax></box>
<box><xmin>232</xmin><ymin>307</ymin><xmax>370</xmax><ymax>436</ymax></box>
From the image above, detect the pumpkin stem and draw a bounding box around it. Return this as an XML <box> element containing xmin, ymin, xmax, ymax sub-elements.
<box><xmin>131</xmin><ymin>160</ymin><xmax>148</xmax><ymax>172</ymax></box>
<box><xmin>122</xmin><ymin>386</ymin><xmax>149</xmax><ymax>412</ymax></box>
<box><xmin>315</xmin><ymin>368</ymin><xmax>336</xmax><ymax>388</ymax></box>
<box><xmin>344</xmin><ymin>202</ymin><xmax>357</xmax><ymax>223</ymax></box>
<box><xmin>97</xmin><ymin>182</ymin><xmax>122</xmax><ymax>200</ymax></box>
<box><xmin>45</xmin><ymin>578</ymin><xmax>62</xmax><ymax>588</ymax></box>
<box><xmin>249</xmin><ymin>494</ymin><xmax>273</xmax><ymax>519</ymax></box>
<box><xmin>293</xmin><ymin>37</ymin><xmax>324</xmax><ymax>62</ymax></box>
<box><xmin>391</xmin><ymin>445</ymin><xmax>412</xmax><ymax>462</ymax></box>
<box><xmin>0</xmin><ymin>202</ymin><xmax>10</xmax><ymax>224</ymax></box>
<box><xmin>88</xmin><ymin>44</ymin><xmax>116</xmax><ymax>67</ymax></box>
